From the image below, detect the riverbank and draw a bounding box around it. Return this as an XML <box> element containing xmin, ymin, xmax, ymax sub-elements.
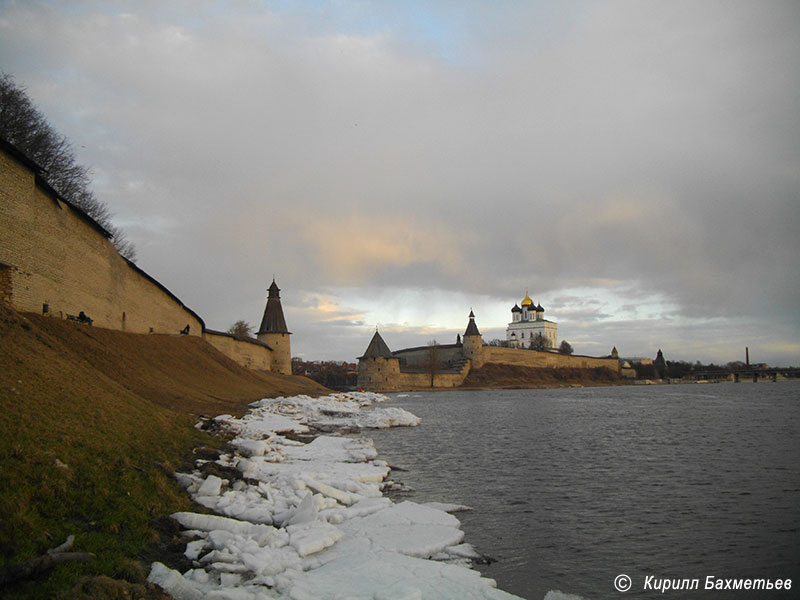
<box><xmin>148</xmin><ymin>392</ymin><xmax>525</xmax><ymax>599</ymax></box>
<box><xmin>459</xmin><ymin>363</ymin><xmax>626</xmax><ymax>390</ymax></box>
<box><xmin>0</xmin><ymin>304</ymin><xmax>326</xmax><ymax>599</ymax></box>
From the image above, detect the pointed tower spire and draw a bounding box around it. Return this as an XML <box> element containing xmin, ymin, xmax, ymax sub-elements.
<box><xmin>464</xmin><ymin>309</ymin><xmax>481</xmax><ymax>337</ymax></box>
<box><xmin>256</xmin><ymin>278</ymin><xmax>292</xmax><ymax>375</ymax></box>
<box><xmin>462</xmin><ymin>309</ymin><xmax>484</xmax><ymax>368</ymax></box>
<box><xmin>258</xmin><ymin>279</ymin><xmax>289</xmax><ymax>334</ymax></box>
<box><xmin>359</xmin><ymin>330</ymin><xmax>393</xmax><ymax>359</ymax></box>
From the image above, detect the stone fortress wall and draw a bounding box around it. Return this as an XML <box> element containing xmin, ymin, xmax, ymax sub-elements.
<box><xmin>481</xmin><ymin>346</ymin><xmax>615</xmax><ymax>370</ymax></box>
<box><xmin>202</xmin><ymin>330</ymin><xmax>274</xmax><ymax>371</ymax></box>
<box><xmin>0</xmin><ymin>139</ymin><xmax>285</xmax><ymax>373</ymax></box>
<box><xmin>398</xmin><ymin>362</ymin><xmax>472</xmax><ymax>390</ymax></box>
<box><xmin>393</xmin><ymin>344</ymin><xmax>464</xmax><ymax>369</ymax></box>
<box><xmin>262</xmin><ymin>332</ymin><xmax>292</xmax><ymax>376</ymax></box>
<box><xmin>356</xmin><ymin>353</ymin><xmax>472</xmax><ymax>392</ymax></box>
<box><xmin>357</xmin><ymin>356</ymin><xmax>402</xmax><ymax>391</ymax></box>
<box><xmin>358</xmin><ymin>314</ymin><xmax>619</xmax><ymax>392</ymax></box>
<box><xmin>0</xmin><ymin>142</ymin><xmax>204</xmax><ymax>336</ymax></box>
<box><xmin>2</xmin><ymin>136</ymin><xmax>615</xmax><ymax>383</ymax></box>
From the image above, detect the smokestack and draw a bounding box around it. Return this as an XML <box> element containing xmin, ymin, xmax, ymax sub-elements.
<box><xmin>746</xmin><ymin>347</ymin><xmax>750</xmax><ymax>366</ymax></box>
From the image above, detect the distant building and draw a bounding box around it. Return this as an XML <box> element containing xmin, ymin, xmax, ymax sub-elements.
<box><xmin>653</xmin><ymin>349</ymin><xmax>666</xmax><ymax>376</ymax></box>
<box><xmin>357</xmin><ymin>309</ymin><xmax>618</xmax><ymax>391</ymax></box>
<box><xmin>506</xmin><ymin>291</ymin><xmax>557</xmax><ymax>349</ymax></box>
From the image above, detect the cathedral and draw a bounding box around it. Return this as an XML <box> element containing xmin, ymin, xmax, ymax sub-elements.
<box><xmin>506</xmin><ymin>291</ymin><xmax>558</xmax><ymax>350</ymax></box>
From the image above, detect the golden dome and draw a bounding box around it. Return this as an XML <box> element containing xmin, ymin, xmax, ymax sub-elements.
<box><xmin>521</xmin><ymin>291</ymin><xmax>533</xmax><ymax>307</ymax></box>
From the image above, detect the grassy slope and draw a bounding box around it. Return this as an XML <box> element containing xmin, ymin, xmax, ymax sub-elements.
<box><xmin>0</xmin><ymin>305</ymin><xmax>326</xmax><ymax>598</ymax></box>
<box><xmin>461</xmin><ymin>362</ymin><xmax>626</xmax><ymax>389</ymax></box>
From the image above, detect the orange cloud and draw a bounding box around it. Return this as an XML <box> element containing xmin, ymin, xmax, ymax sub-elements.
<box><xmin>298</xmin><ymin>213</ymin><xmax>467</xmax><ymax>284</ymax></box>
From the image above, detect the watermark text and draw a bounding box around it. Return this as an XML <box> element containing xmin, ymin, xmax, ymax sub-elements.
<box><xmin>614</xmin><ymin>574</ymin><xmax>793</xmax><ymax>593</ymax></box>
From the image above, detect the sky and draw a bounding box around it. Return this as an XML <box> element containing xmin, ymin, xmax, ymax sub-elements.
<box><xmin>1</xmin><ymin>0</ymin><xmax>799</xmax><ymax>365</ymax></box>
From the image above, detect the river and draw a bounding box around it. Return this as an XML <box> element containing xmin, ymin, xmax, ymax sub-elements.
<box><xmin>370</xmin><ymin>382</ymin><xmax>800</xmax><ymax>599</ymax></box>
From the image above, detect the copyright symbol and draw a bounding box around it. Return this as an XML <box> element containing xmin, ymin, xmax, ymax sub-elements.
<box><xmin>614</xmin><ymin>574</ymin><xmax>632</xmax><ymax>593</ymax></box>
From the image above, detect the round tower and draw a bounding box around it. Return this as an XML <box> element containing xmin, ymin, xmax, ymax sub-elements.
<box><xmin>357</xmin><ymin>330</ymin><xmax>401</xmax><ymax>391</ymax></box>
<box><xmin>256</xmin><ymin>279</ymin><xmax>292</xmax><ymax>375</ymax></box>
<box><xmin>462</xmin><ymin>310</ymin><xmax>485</xmax><ymax>369</ymax></box>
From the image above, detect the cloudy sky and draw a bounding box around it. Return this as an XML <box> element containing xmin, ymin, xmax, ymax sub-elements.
<box><xmin>2</xmin><ymin>0</ymin><xmax>799</xmax><ymax>365</ymax></box>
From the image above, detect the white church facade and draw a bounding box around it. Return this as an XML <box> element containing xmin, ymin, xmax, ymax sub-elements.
<box><xmin>506</xmin><ymin>291</ymin><xmax>558</xmax><ymax>350</ymax></box>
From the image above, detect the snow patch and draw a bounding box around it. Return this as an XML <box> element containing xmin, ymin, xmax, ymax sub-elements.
<box><xmin>153</xmin><ymin>392</ymin><xmax>523</xmax><ymax>599</ymax></box>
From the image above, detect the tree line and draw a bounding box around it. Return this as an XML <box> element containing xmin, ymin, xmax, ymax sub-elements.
<box><xmin>0</xmin><ymin>72</ymin><xmax>136</xmax><ymax>260</ymax></box>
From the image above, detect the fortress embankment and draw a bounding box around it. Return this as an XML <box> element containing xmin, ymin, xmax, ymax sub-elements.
<box><xmin>357</xmin><ymin>311</ymin><xmax>621</xmax><ymax>392</ymax></box>
<box><xmin>0</xmin><ymin>137</ymin><xmax>291</xmax><ymax>374</ymax></box>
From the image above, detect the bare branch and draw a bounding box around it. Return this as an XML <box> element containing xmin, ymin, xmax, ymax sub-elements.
<box><xmin>0</xmin><ymin>72</ymin><xmax>136</xmax><ymax>260</ymax></box>
<box><xmin>0</xmin><ymin>535</ymin><xmax>94</xmax><ymax>587</ymax></box>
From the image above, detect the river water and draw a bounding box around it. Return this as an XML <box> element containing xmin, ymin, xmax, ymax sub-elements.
<box><xmin>370</xmin><ymin>382</ymin><xmax>800</xmax><ymax>599</ymax></box>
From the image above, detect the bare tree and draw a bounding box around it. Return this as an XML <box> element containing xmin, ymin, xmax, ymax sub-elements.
<box><xmin>424</xmin><ymin>340</ymin><xmax>440</xmax><ymax>387</ymax></box>
<box><xmin>227</xmin><ymin>320</ymin><xmax>253</xmax><ymax>339</ymax></box>
<box><xmin>0</xmin><ymin>72</ymin><xmax>136</xmax><ymax>261</ymax></box>
<box><xmin>558</xmin><ymin>340</ymin><xmax>574</xmax><ymax>355</ymax></box>
<box><xmin>529</xmin><ymin>333</ymin><xmax>548</xmax><ymax>351</ymax></box>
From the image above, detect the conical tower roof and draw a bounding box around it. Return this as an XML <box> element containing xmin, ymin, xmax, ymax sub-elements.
<box><xmin>359</xmin><ymin>330</ymin><xmax>393</xmax><ymax>359</ymax></box>
<box><xmin>464</xmin><ymin>310</ymin><xmax>481</xmax><ymax>337</ymax></box>
<box><xmin>257</xmin><ymin>279</ymin><xmax>290</xmax><ymax>334</ymax></box>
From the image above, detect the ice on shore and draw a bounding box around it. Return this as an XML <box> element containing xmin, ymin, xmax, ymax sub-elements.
<box><xmin>247</xmin><ymin>392</ymin><xmax>422</xmax><ymax>431</ymax></box>
<box><xmin>422</xmin><ymin>501</ymin><xmax>474</xmax><ymax>513</ymax></box>
<box><xmin>149</xmin><ymin>392</ymin><xmax>523</xmax><ymax>599</ymax></box>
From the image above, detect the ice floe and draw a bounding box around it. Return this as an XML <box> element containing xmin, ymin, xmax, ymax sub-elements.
<box><xmin>149</xmin><ymin>392</ymin><xmax>523</xmax><ymax>599</ymax></box>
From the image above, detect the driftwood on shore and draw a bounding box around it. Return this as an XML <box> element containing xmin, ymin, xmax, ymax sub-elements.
<box><xmin>0</xmin><ymin>535</ymin><xmax>94</xmax><ymax>587</ymax></box>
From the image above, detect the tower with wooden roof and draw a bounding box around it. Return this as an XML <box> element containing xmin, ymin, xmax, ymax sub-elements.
<box><xmin>356</xmin><ymin>329</ymin><xmax>401</xmax><ymax>391</ymax></box>
<box><xmin>256</xmin><ymin>279</ymin><xmax>292</xmax><ymax>374</ymax></box>
<box><xmin>462</xmin><ymin>309</ymin><xmax>485</xmax><ymax>368</ymax></box>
